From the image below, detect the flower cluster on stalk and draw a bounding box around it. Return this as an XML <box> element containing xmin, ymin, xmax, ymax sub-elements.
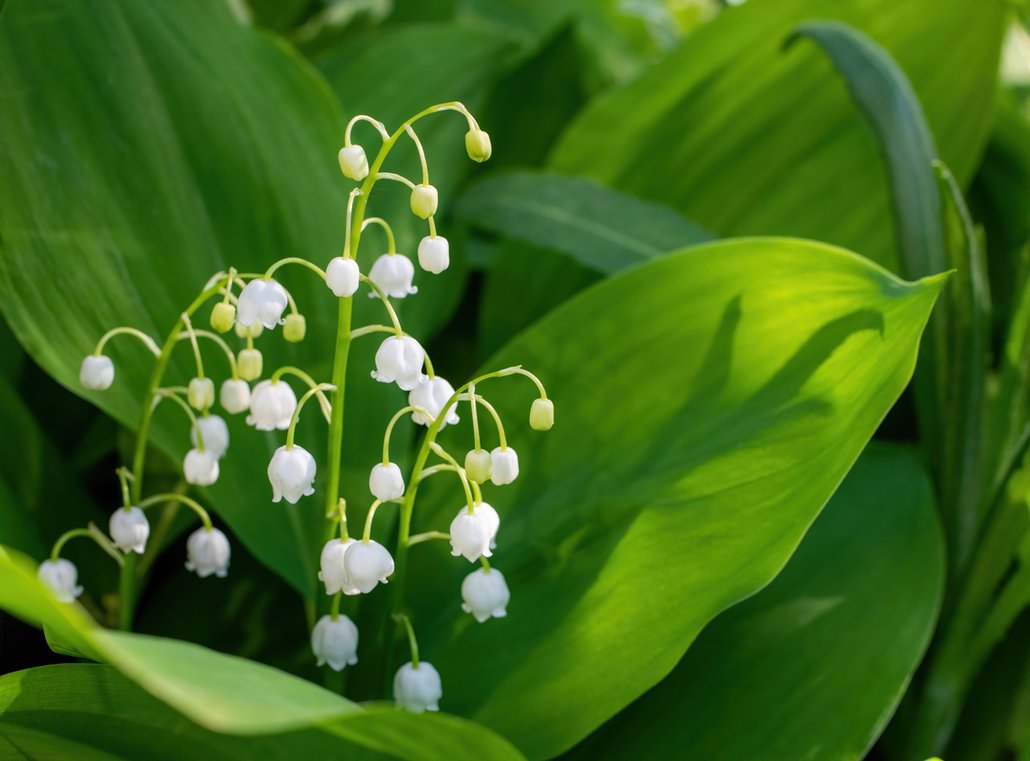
<box><xmin>47</xmin><ymin>102</ymin><xmax>553</xmax><ymax>714</ymax></box>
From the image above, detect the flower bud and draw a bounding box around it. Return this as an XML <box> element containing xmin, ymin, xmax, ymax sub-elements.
<box><xmin>237</xmin><ymin>348</ymin><xmax>263</xmax><ymax>381</ymax></box>
<box><xmin>368</xmin><ymin>253</ymin><xmax>417</xmax><ymax>299</ymax></box>
<box><xmin>210</xmin><ymin>301</ymin><xmax>236</xmax><ymax>333</ymax></box>
<box><xmin>464</xmin><ymin>448</ymin><xmax>492</xmax><ymax>484</ymax></box>
<box><xmin>338</xmin><ymin>145</ymin><xmax>369</xmax><ymax>181</ymax></box>
<box><xmin>283</xmin><ymin>313</ymin><xmax>306</xmax><ymax>343</ymax></box>
<box><xmin>409</xmin><ymin>376</ymin><xmax>460</xmax><ymax>429</ymax></box>
<box><xmin>369</xmin><ymin>462</ymin><xmax>405</xmax><ymax>501</ymax></box>
<box><xmin>80</xmin><ymin>355</ymin><xmax>114</xmax><ymax>391</ymax></box>
<box><xmin>220</xmin><ymin>378</ymin><xmax>251</xmax><ymax>415</ymax></box>
<box><xmin>372</xmin><ymin>336</ymin><xmax>424</xmax><ymax>391</ymax></box>
<box><xmin>185</xmin><ymin>526</ymin><xmax>230</xmax><ymax>578</ymax></box>
<box><xmin>326</xmin><ymin>257</ymin><xmax>360</xmax><ymax>297</ymax></box>
<box><xmin>461</xmin><ymin>567</ymin><xmax>510</xmax><ymax>622</ymax></box>
<box><xmin>410</xmin><ymin>184</ymin><xmax>438</xmax><ymax>219</ymax></box>
<box><xmin>417</xmin><ymin>235</ymin><xmax>450</xmax><ymax>274</ymax></box>
<box><xmin>319</xmin><ymin>538</ymin><xmax>360</xmax><ymax>595</ymax></box>
<box><xmin>190</xmin><ymin>414</ymin><xmax>230</xmax><ymax>459</ymax></box>
<box><xmin>234</xmin><ymin>321</ymin><xmax>263</xmax><ymax>339</ymax></box>
<box><xmin>342</xmin><ymin>540</ymin><xmax>394</xmax><ymax>594</ymax></box>
<box><xmin>530</xmin><ymin>398</ymin><xmax>554</xmax><ymax>431</ymax></box>
<box><xmin>246</xmin><ymin>379</ymin><xmax>297</xmax><ymax>430</ymax></box>
<box><xmin>38</xmin><ymin>558</ymin><xmax>83</xmax><ymax>603</ymax></box>
<box><xmin>311</xmin><ymin>614</ymin><xmax>359</xmax><ymax>671</ymax></box>
<box><xmin>183</xmin><ymin>448</ymin><xmax>220</xmax><ymax>486</ymax></box>
<box><xmin>236</xmin><ymin>278</ymin><xmax>288</xmax><ymax>330</ymax></box>
<box><xmin>465</xmin><ymin>128</ymin><xmax>492</xmax><ymax>162</ymax></box>
<box><xmin>490</xmin><ymin>446</ymin><xmax>519</xmax><ymax>486</ymax></box>
<box><xmin>109</xmin><ymin>506</ymin><xmax>150</xmax><ymax>554</ymax></box>
<box><xmin>449</xmin><ymin>503</ymin><xmax>498</xmax><ymax>562</ymax></box>
<box><xmin>394</xmin><ymin>662</ymin><xmax>442</xmax><ymax>713</ymax></box>
<box><xmin>187</xmin><ymin>377</ymin><xmax>215</xmax><ymax>411</ymax></box>
<box><xmin>267</xmin><ymin>445</ymin><xmax>317</xmax><ymax>504</ymax></box>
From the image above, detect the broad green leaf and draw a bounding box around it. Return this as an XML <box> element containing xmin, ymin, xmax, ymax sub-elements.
<box><xmin>405</xmin><ymin>238</ymin><xmax>945</xmax><ymax>759</ymax></box>
<box><xmin>0</xmin><ymin>546</ymin><xmax>525</xmax><ymax>760</ymax></box>
<box><xmin>569</xmin><ymin>443</ymin><xmax>943</xmax><ymax>760</ymax></box>
<box><xmin>456</xmin><ymin>171</ymin><xmax>713</xmax><ymax>274</ymax></box>
<box><xmin>552</xmin><ymin>0</ymin><xmax>1005</xmax><ymax>273</ymax></box>
<box><xmin>0</xmin><ymin>0</ymin><xmax>435</xmax><ymax>596</ymax></box>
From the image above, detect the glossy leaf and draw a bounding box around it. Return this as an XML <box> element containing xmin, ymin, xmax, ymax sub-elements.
<box><xmin>552</xmin><ymin>0</ymin><xmax>1005</xmax><ymax>272</ymax></box>
<box><xmin>406</xmin><ymin>237</ymin><xmax>945</xmax><ymax>759</ymax></box>
<box><xmin>569</xmin><ymin>443</ymin><xmax>943</xmax><ymax>760</ymax></box>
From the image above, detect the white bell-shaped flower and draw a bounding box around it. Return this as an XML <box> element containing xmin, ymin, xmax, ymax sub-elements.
<box><xmin>80</xmin><ymin>355</ymin><xmax>114</xmax><ymax>390</ymax></box>
<box><xmin>368</xmin><ymin>253</ymin><xmax>418</xmax><ymax>299</ymax></box>
<box><xmin>38</xmin><ymin>558</ymin><xmax>83</xmax><ymax>603</ymax></box>
<box><xmin>190</xmin><ymin>415</ymin><xmax>230</xmax><ymax>459</ymax></box>
<box><xmin>461</xmin><ymin>567</ymin><xmax>510</xmax><ymax>622</ymax></box>
<box><xmin>236</xmin><ymin>278</ymin><xmax>289</xmax><ymax>329</ymax></box>
<box><xmin>183</xmin><ymin>448</ymin><xmax>219</xmax><ymax>486</ymax></box>
<box><xmin>338</xmin><ymin>145</ymin><xmax>369</xmax><ymax>181</ymax></box>
<box><xmin>311</xmin><ymin>614</ymin><xmax>360</xmax><ymax>671</ymax></box>
<box><xmin>109</xmin><ymin>506</ymin><xmax>150</xmax><ymax>554</ymax></box>
<box><xmin>246</xmin><ymin>380</ymin><xmax>297</xmax><ymax>431</ymax></box>
<box><xmin>394</xmin><ymin>662</ymin><xmax>442</xmax><ymax>713</ymax></box>
<box><xmin>187</xmin><ymin>377</ymin><xmax>215</xmax><ymax>411</ymax></box>
<box><xmin>369</xmin><ymin>462</ymin><xmax>404</xmax><ymax>501</ymax></box>
<box><xmin>449</xmin><ymin>504</ymin><xmax>497</xmax><ymax>562</ymax></box>
<box><xmin>185</xmin><ymin>526</ymin><xmax>231</xmax><ymax>578</ymax></box>
<box><xmin>220</xmin><ymin>378</ymin><xmax>251</xmax><ymax>415</ymax></box>
<box><xmin>490</xmin><ymin>447</ymin><xmax>519</xmax><ymax>486</ymax></box>
<box><xmin>319</xmin><ymin>538</ymin><xmax>360</xmax><ymax>596</ymax></box>
<box><xmin>417</xmin><ymin>235</ymin><xmax>449</xmax><ymax>274</ymax></box>
<box><xmin>342</xmin><ymin>540</ymin><xmax>394</xmax><ymax>594</ymax></box>
<box><xmin>267</xmin><ymin>445</ymin><xmax>317</xmax><ymax>504</ymax></box>
<box><xmin>372</xmin><ymin>336</ymin><xmax>424</xmax><ymax>391</ymax></box>
<box><xmin>326</xmin><ymin>257</ymin><xmax>360</xmax><ymax>297</ymax></box>
<box><xmin>408</xmin><ymin>376</ymin><xmax>460</xmax><ymax>429</ymax></box>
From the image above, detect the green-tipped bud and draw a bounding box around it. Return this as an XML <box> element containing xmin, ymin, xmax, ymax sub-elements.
<box><xmin>530</xmin><ymin>398</ymin><xmax>554</xmax><ymax>431</ymax></box>
<box><xmin>464</xmin><ymin>448</ymin><xmax>492</xmax><ymax>484</ymax></box>
<box><xmin>234</xmin><ymin>321</ymin><xmax>263</xmax><ymax>339</ymax></box>
<box><xmin>238</xmin><ymin>348</ymin><xmax>263</xmax><ymax>381</ymax></box>
<box><xmin>410</xmin><ymin>184</ymin><xmax>438</xmax><ymax>219</ymax></box>
<box><xmin>210</xmin><ymin>302</ymin><xmax>236</xmax><ymax>333</ymax></box>
<box><xmin>187</xmin><ymin>377</ymin><xmax>215</xmax><ymax>411</ymax></box>
<box><xmin>465</xmin><ymin>129</ymin><xmax>492</xmax><ymax>162</ymax></box>
<box><xmin>283</xmin><ymin>313</ymin><xmax>306</xmax><ymax>343</ymax></box>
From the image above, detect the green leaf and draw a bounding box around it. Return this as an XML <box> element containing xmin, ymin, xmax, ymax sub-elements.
<box><xmin>552</xmin><ymin>0</ymin><xmax>1005</xmax><ymax>272</ymax></box>
<box><xmin>568</xmin><ymin>443</ymin><xmax>944</xmax><ymax>760</ymax></box>
<box><xmin>406</xmin><ymin>237</ymin><xmax>945</xmax><ymax>759</ymax></box>
<box><xmin>456</xmin><ymin>171</ymin><xmax>713</xmax><ymax>274</ymax></box>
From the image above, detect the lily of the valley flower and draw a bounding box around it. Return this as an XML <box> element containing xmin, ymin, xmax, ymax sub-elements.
<box><xmin>372</xmin><ymin>336</ymin><xmax>424</xmax><ymax>391</ymax></box>
<box><xmin>185</xmin><ymin>526</ymin><xmax>230</xmax><ymax>578</ymax></box>
<box><xmin>326</xmin><ymin>257</ymin><xmax>360</xmax><ymax>297</ymax></box>
<box><xmin>210</xmin><ymin>301</ymin><xmax>236</xmax><ymax>333</ymax></box>
<box><xmin>464</xmin><ymin>448</ymin><xmax>492</xmax><ymax>484</ymax></box>
<box><xmin>220</xmin><ymin>379</ymin><xmax>251</xmax><ymax>415</ymax></box>
<box><xmin>410</xmin><ymin>184</ymin><xmax>438</xmax><ymax>219</ymax></box>
<box><xmin>530</xmin><ymin>398</ymin><xmax>554</xmax><ymax>431</ymax></box>
<box><xmin>188</xmin><ymin>377</ymin><xmax>215</xmax><ymax>411</ymax></box>
<box><xmin>183</xmin><ymin>448</ymin><xmax>220</xmax><ymax>486</ymax></box>
<box><xmin>369</xmin><ymin>462</ymin><xmax>405</xmax><ymax>501</ymax></box>
<box><xmin>417</xmin><ymin>235</ymin><xmax>449</xmax><ymax>274</ymax></box>
<box><xmin>461</xmin><ymin>567</ymin><xmax>510</xmax><ymax>622</ymax></box>
<box><xmin>80</xmin><ymin>355</ymin><xmax>114</xmax><ymax>391</ymax></box>
<box><xmin>342</xmin><ymin>540</ymin><xmax>395</xmax><ymax>594</ymax></box>
<box><xmin>109</xmin><ymin>506</ymin><xmax>150</xmax><ymax>554</ymax></box>
<box><xmin>319</xmin><ymin>538</ymin><xmax>360</xmax><ymax>596</ymax></box>
<box><xmin>311</xmin><ymin>614</ymin><xmax>360</xmax><ymax>671</ymax></box>
<box><xmin>38</xmin><ymin>558</ymin><xmax>83</xmax><ymax>602</ymax></box>
<box><xmin>490</xmin><ymin>447</ymin><xmax>519</xmax><ymax>486</ymax></box>
<box><xmin>338</xmin><ymin>144</ymin><xmax>369</xmax><ymax>181</ymax></box>
<box><xmin>368</xmin><ymin>253</ymin><xmax>417</xmax><ymax>299</ymax></box>
<box><xmin>449</xmin><ymin>503</ymin><xmax>499</xmax><ymax>562</ymax></box>
<box><xmin>237</xmin><ymin>348</ymin><xmax>263</xmax><ymax>381</ymax></box>
<box><xmin>268</xmin><ymin>445</ymin><xmax>317</xmax><ymax>504</ymax></box>
<box><xmin>236</xmin><ymin>278</ymin><xmax>289</xmax><ymax>330</ymax></box>
<box><xmin>246</xmin><ymin>380</ymin><xmax>297</xmax><ymax>431</ymax></box>
<box><xmin>408</xmin><ymin>376</ymin><xmax>460</xmax><ymax>429</ymax></box>
<box><xmin>465</xmin><ymin>128</ymin><xmax>492</xmax><ymax>162</ymax></box>
<box><xmin>394</xmin><ymin>662</ymin><xmax>442</xmax><ymax>713</ymax></box>
<box><xmin>190</xmin><ymin>415</ymin><xmax>230</xmax><ymax>459</ymax></box>
<box><xmin>283</xmin><ymin>313</ymin><xmax>306</xmax><ymax>343</ymax></box>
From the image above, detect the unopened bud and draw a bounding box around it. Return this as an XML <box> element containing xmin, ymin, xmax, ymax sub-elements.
<box><xmin>464</xmin><ymin>448</ymin><xmax>492</xmax><ymax>483</ymax></box>
<box><xmin>465</xmin><ymin>129</ymin><xmax>492</xmax><ymax>162</ymax></box>
<box><xmin>410</xmin><ymin>184</ymin><xmax>438</xmax><ymax>219</ymax></box>
<box><xmin>210</xmin><ymin>302</ymin><xmax>236</xmax><ymax>333</ymax></box>
<box><xmin>238</xmin><ymin>348</ymin><xmax>263</xmax><ymax>381</ymax></box>
<box><xmin>234</xmin><ymin>321</ymin><xmax>263</xmax><ymax>339</ymax></box>
<box><xmin>338</xmin><ymin>145</ymin><xmax>369</xmax><ymax>181</ymax></box>
<box><xmin>283</xmin><ymin>313</ymin><xmax>306</xmax><ymax>343</ymax></box>
<box><xmin>188</xmin><ymin>377</ymin><xmax>215</xmax><ymax>411</ymax></box>
<box><xmin>530</xmin><ymin>398</ymin><xmax>554</xmax><ymax>431</ymax></box>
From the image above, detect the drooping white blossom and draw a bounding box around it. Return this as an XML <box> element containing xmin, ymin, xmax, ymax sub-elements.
<box><xmin>368</xmin><ymin>254</ymin><xmax>417</xmax><ymax>299</ymax></box>
<box><xmin>38</xmin><ymin>558</ymin><xmax>83</xmax><ymax>603</ymax></box>
<box><xmin>79</xmin><ymin>355</ymin><xmax>114</xmax><ymax>391</ymax></box>
<box><xmin>319</xmin><ymin>538</ymin><xmax>360</xmax><ymax>596</ymax></box>
<box><xmin>394</xmin><ymin>662</ymin><xmax>442</xmax><ymax>713</ymax></box>
<box><xmin>185</xmin><ymin>526</ymin><xmax>230</xmax><ymax>578</ymax></box>
<box><xmin>338</xmin><ymin>145</ymin><xmax>369</xmax><ymax>181</ymax></box>
<box><xmin>369</xmin><ymin>462</ymin><xmax>405</xmax><ymax>501</ymax></box>
<box><xmin>220</xmin><ymin>379</ymin><xmax>251</xmax><ymax>415</ymax></box>
<box><xmin>417</xmin><ymin>235</ymin><xmax>449</xmax><ymax>274</ymax></box>
<box><xmin>246</xmin><ymin>380</ymin><xmax>297</xmax><ymax>431</ymax></box>
<box><xmin>490</xmin><ymin>447</ymin><xmax>519</xmax><ymax>486</ymax></box>
<box><xmin>342</xmin><ymin>540</ymin><xmax>394</xmax><ymax>594</ymax></box>
<box><xmin>267</xmin><ymin>445</ymin><xmax>317</xmax><ymax>504</ymax></box>
<box><xmin>311</xmin><ymin>614</ymin><xmax>360</xmax><ymax>671</ymax></box>
<box><xmin>372</xmin><ymin>336</ymin><xmax>424</xmax><ymax>391</ymax></box>
<box><xmin>326</xmin><ymin>257</ymin><xmax>360</xmax><ymax>297</ymax></box>
<box><xmin>183</xmin><ymin>448</ymin><xmax>220</xmax><ymax>486</ymax></box>
<box><xmin>190</xmin><ymin>414</ymin><xmax>230</xmax><ymax>459</ymax></box>
<box><xmin>449</xmin><ymin>504</ymin><xmax>497</xmax><ymax>562</ymax></box>
<box><xmin>408</xmin><ymin>376</ymin><xmax>459</xmax><ymax>429</ymax></box>
<box><xmin>109</xmin><ymin>506</ymin><xmax>150</xmax><ymax>554</ymax></box>
<box><xmin>461</xmin><ymin>567</ymin><xmax>510</xmax><ymax>623</ymax></box>
<box><xmin>236</xmin><ymin>278</ymin><xmax>289</xmax><ymax>329</ymax></box>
